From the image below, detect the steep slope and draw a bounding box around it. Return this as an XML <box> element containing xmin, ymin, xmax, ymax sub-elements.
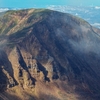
<box><xmin>0</xmin><ymin>9</ymin><xmax>100</xmax><ymax>100</ymax></box>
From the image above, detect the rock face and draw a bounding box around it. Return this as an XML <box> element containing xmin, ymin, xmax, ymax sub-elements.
<box><xmin>0</xmin><ymin>50</ymin><xmax>15</xmax><ymax>90</ymax></box>
<box><xmin>0</xmin><ymin>9</ymin><xmax>100</xmax><ymax>100</ymax></box>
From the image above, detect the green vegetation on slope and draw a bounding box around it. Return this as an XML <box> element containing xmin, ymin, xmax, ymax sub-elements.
<box><xmin>0</xmin><ymin>9</ymin><xmax>51</xmax><ymax>36</ymax></box>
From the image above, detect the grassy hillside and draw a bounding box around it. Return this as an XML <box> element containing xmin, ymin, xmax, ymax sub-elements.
<box><xmin>0</xmin><ymin>9</ymin><xmax>43</xmax><ymax>35</ymax></box>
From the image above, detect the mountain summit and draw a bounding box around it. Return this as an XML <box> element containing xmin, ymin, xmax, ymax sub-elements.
<box><xmin>0</xmin><ymin>9</ymin><xmax>100</xmax><ymax>100</ymax></box>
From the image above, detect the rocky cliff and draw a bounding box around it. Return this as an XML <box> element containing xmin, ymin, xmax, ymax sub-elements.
<box><xmin>0</xmin><ymin>9</ymin><xmax>100</xmax><ymax>100</ymax></box>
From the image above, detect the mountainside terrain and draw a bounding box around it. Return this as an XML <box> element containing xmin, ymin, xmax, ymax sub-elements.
<box><xmin>0</xmin><ymin>9</ymin><xmax>100</xmax><ymax>100</ymax></box>
<box><xmin>47</xmin><ymin>5</ymin><xmax>100</xmax><ymax>29</ymax></box>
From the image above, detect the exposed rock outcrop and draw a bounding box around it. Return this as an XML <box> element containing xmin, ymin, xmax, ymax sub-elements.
<box><xmin>0</xmin><ymin>50</ymin><xmax>16</xmax><ymax>90</ymax></box>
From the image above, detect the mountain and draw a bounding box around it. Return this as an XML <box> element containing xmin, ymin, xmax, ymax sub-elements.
<box><xmin>0</xmin><ymin>9</ymin><xmax>100</xmax><ymax>100</ymax></box>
